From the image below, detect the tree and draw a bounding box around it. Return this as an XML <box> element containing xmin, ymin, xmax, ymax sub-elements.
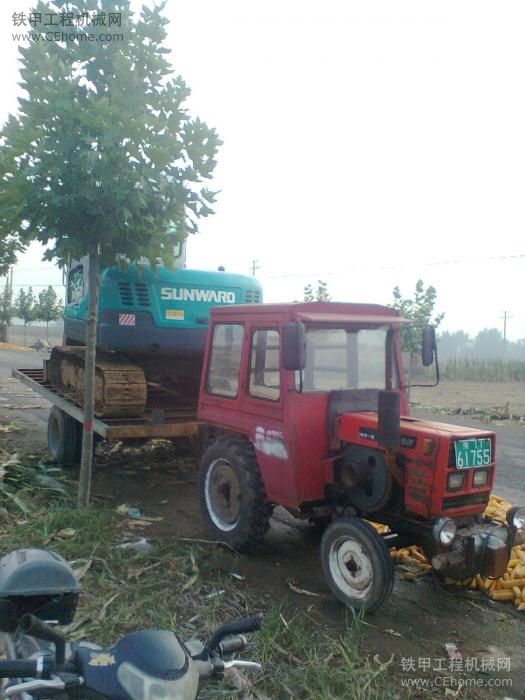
<box><xmin>304</xmin><ymin>280</ymin><xmax>331</xmax><ymax>301</ymax></box>
<box><xmin>15</xmin><ymin>287</ymin><xmax>36</xmax><ymax>345</ymax></box>
<box><xmin>0</xmin><ymin>1</ymin><xmax>221</xmax><ymax>507</ymax></box>
<box><xmin>0</xmin><ymin>273</ymin><xmax>15</xmax><ymax>342</ymax></box>
<box><xmin>437</xmin><ymin>330</ymin><xmax>471</xmax><ymax>360</ymax></box>
<box><xmin>36</xmin><ymin>285</ymin><xmax>64</xmax><ymax>341</ymax></box>
<box><xmin>472</xmin><ymin>328</ymin><xmax>504</xmax><ymax>360</ymax></box>
<box><xmin>392</xmin><ymin>280</ymin><xmax>444</xmax><ymax>355</ymax></box>
<box><xmin>0</xmin><ymin>237</ymin><xmax>22</xmax><ymax>278</ymax></box>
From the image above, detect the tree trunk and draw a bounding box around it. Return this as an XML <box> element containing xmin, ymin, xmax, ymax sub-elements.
<box><xmin>46</xmin><ymin>321</ymin><xmax>49</xmax><ymax>342</ymax></box>
<box><xmin>77</xmin><ymin>250</ymin><xmax>99</xmax><ymax>509</ymax></box>
<box><xmin>24</xmin><ymin>323</ymin><xmax>27</xmax><ymax>345</ymax></box>
<box><xmin>0</xmin><ymin>324</ymin><xmax>7</xmax><ymax>343</ymax></box>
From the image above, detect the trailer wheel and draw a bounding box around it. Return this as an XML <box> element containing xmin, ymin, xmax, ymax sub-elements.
<box><xmin>47</xmin><ymin>407</ymin><xmax>81</xmax><ymax>466</ymax></box>
<box><xmin>199</xmin><ymin>437</ymin><xmax>271</xmax><ymax>551</ymax></box>
<box><xmin>321</xmin><ymin>518</ymin><xmax>394</xmax><ymax>613</ymax></box>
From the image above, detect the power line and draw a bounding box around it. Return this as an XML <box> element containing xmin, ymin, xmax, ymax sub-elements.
<box><xmin>11</xmin><ymin>283</ymin><xmax>65</xmax><ymax>288</ymax></box>
<box><xmin>260</xmin><ymin>252</ymin><xmax>525</xmax><ymax>280</ymax></box>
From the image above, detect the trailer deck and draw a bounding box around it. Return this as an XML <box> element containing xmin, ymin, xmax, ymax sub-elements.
<box><xmin>13</xmin><ymin>367</ymin><xmax>200</xmax><ymax>441</ymax></box>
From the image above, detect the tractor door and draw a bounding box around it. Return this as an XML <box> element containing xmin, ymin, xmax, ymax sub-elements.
<box><xmin>239</xmin><ymin>327</ymin><xmax>293</xmax><ymax>506</ymax></box>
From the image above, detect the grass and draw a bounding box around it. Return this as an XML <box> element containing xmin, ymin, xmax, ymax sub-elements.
<box><xmin>0</xmin><ymin>449</ymin><xmax>403</xmax><ymax>699</ymax></box>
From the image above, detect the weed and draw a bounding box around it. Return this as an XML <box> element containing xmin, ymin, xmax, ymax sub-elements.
<box><xmin>0</xmin><ymin>448</ymin><xmax>68</xmax><ymax>514</ymax></box>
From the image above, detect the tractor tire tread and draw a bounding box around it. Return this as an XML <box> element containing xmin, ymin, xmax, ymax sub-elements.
<box><xmin>199</xmin><ymin>436</ymin><xmax>271</xmax><ymax>552</ymax></box>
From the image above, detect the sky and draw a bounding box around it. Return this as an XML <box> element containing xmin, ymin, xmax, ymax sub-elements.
<box><xmin>1</xmin><ymin>1</ymin><xmax>524</xmax><ymax>341</ymax></box>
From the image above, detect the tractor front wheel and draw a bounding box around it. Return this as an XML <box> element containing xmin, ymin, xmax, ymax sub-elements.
<box><xmin>321</xmin><ymin>518</ymin><xmax>394</xmax><ymax>613</ymax></box>
<box><xmin>199</xmin><ymin>437</ymin><xmax>271</xmax><ymax>551</ymax></box>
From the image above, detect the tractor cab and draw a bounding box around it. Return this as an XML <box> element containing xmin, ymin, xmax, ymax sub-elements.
<box><xmin>198</xmin><ymin>302</ymin><xmax>411</xmax><ymax>511</ymax></box>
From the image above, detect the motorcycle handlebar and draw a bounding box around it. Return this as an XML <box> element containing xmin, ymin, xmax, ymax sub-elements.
<box><xmin>206</xmin><ymin>614</ymin><xmax>263</xmax><ymax>653</ymax></box>
<box><xmin>217</xmin><ymin>634</ymin><xmax>247</xmax><ymax>656</ymax></box>
<box><xmin>18</xmin><ymin>614</ymin><xmax>66</xmax><ymax>665</ymax></box>
<box><xmin>0</xmin><ymin>656</ymin><xmax>54</xmax><ymax>679</ymax></box>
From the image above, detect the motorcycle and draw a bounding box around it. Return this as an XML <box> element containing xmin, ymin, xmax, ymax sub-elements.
<box><xmin>0</xmin><ymin>548</ymin><xmax>262</xmax><ymax>699</ymax></box>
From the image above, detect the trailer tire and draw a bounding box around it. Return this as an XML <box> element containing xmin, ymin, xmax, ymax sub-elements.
<box><xmin>47</xmin><ymin>407</ymin><xmax>81</xmax><ymax>466</ymax></box>
<box><xmin>199</xmin><ymin>437</ymin><xmax>271</xmax><ymax>551</ymax></box>
<box><xmin>321</xmin><ymin>518</ymin><xmax>394</xmax><ymax>613</ymax></box>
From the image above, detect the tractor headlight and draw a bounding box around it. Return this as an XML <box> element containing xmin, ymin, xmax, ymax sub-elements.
<box><xmin>506</xmin><ymin>506</ymin><xmax>525</xmax><ymax>531</ymax></box>
<box><xmin>433</xmin><ymin>517</ymin><xmax>457</xmax><ymax>546</ymax></box>
<box><xmin>447</xmin><ymin>472</ymin><xmax>465</xmax><ymax>491</ymax></box>
<box><xmin>472</xmin><ymin>469</ymin><xmax>489</xmax><ymax>487</ymax></box>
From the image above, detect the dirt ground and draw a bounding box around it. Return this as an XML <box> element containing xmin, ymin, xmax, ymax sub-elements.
<box><xmin>412</xmin><ymin>381</ymin><xmax>525</xmax><ymax>417</ymax></box>
<box><xmin>1</xmin><ymin>351</ymin><xmax>525</xmax><ymax>698</ymax></box>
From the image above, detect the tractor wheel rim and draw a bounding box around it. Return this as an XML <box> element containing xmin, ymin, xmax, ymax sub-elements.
<box><xmin>328</xmin><ymin>536</ymin><xmax>373</xmax><ymax>600</ymax></box>
<box><xmin>205</xmin><ymin>459</ymin><xmax>241</xmax><ymax>532</ymax></box>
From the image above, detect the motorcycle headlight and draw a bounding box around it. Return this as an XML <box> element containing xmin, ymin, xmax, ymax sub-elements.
<box><xmin>472</xmin><ymin>469</ymin><xmax>489</xmax><ymax>487</ymax></box>
<box><xmin>118</xmin><ymin>661</ymin><xmax>199</xmax><ymax>700</ymax></box>
<box><xmin>447</xmin><ymin>472</ymin><xmax>465</xmax><ymax>491</ymax></box>
<box><xmin>433</xmin><ymin>517</ymin><xmax>457</xmax><ymax>546</ymax></box>
<box><xmin>506</xmin><ymin>506</ymin><xmax>525</xmax><ymax>531</ymax></box>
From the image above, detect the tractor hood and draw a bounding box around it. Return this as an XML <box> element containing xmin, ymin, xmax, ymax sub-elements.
<box><xmin>336</xmin><ymin>412</ymin><xmax>494</xmax><ymax>448</ymax></box>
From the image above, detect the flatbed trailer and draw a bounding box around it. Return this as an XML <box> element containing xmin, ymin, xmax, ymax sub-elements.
<box><xmin>13</xmin><ymin>367</ymin><xmax>200</xmax><ymax>444</ymax></box>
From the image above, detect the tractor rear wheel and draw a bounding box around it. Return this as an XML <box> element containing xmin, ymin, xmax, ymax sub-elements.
<box><xmin>47</xmin><ymin>407</ymin><xmax>82</xmax><ymax>466</ymax></box>
<box><xmin>321</xmin><ymin>517</ymin><xmax>394</xmax><ymax>613</ymax></box>
<box><xmin>199</xmin><ymin>437</ymin><xmax>271</xmax><ymax>551</ymax></box>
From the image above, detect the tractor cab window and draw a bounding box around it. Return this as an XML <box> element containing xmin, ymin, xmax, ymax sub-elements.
<box><xmin>300</xmin><ymin>327</ymin><xmax>390</xmax><ymax>392</ymax></box>
<box><xmin>249</xmin><ymin>329</ymin><xmax>280</xmax><ymax>401</ymax></box>
<box><xmin>207</xmin><ymin>324</ymin><xmax>244</xmax><ymax>398</ymax></box>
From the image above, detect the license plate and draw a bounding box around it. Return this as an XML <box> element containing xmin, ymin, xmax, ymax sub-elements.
<box><xmin>454</xmin><ymin>438</ymin><xmax>492</xmax><ymax>469</ymax></box>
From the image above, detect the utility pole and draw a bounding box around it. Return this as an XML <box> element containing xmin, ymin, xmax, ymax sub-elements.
<box><xmin>250</xmin><ymin>259</ymin><xmax>260</xmax><ymax>277</ymax></box>
<box><xmin>500</xmin><ymin>311</ymin><xmax>512</xmax><ymax>359</ymax></box>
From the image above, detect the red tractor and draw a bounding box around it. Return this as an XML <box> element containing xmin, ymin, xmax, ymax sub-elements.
<box><xmin>197</xmin><ymin>302</ymin><xmax>525</xmax><ymax>612</ymax></box>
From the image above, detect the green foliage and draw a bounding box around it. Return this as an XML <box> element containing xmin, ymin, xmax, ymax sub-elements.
<box><xmin>36</xmin><ymin>284</ymin><xmax>63</xmax><ymax>324</ymax></box>
<box><xmin>14</xmin><ymin>286</ymin><xmax>36</xmax><ymax>325</ymax></box>
<box><xmin>0</xmin><ymin>0</ymin><xmax>221</xmax><ymax>267</ymax></box>
<box><xmin>472</xmin><ymin>328</ymin><xmax>504</xmax><ymax>359</ymax></box>
<box><xmin>392</xmin><ymin>279</ymin><xmax>444</xmax><ymax>354</ymax></box>
<box><xmin>304</xmin><ymin>280</ymin><xmax>331</xmax><ymax>302</ymax></box>
<box><xmin>442</xmin><ymin>358</ymin><xmax>525</xmax><ymax>382</ymax></box>
<box><xmin>438</xmin><ymin>330</ymin><xmax>471</xmax><ymax>359</ymax></box>
<box><xmin>0</xmin><ymin>276</ymin><xmax>15</xmax><ymax>327</ymax></box>
<box><xmin>438</xmin><ymin>329</ymin><xmax>525</xmax><ymax>362</ymax></box>
<box><xmin>0</xmin><ymin>237</ymin><xmax>22</xmax><ymax>277</ymax></box>
<box><xmin>34</xmin><ymin>285</ymin><xmax>64</xmax><ymax>339</ymax></box>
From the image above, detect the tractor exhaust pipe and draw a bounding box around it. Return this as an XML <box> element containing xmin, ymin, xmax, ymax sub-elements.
<box><xmin>377</xmin><ymin>390</ymin><xmax>400</xmax><ymax>449</ymax></box>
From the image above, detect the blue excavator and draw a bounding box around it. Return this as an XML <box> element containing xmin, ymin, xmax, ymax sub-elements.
<box><xmin>48</xmin><ymin>242</ymin><xmax>262</xmax><ymax>416</ymax></box>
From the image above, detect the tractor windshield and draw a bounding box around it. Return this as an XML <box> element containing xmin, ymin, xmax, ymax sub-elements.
<box><xmin>299</xmin><ymin>326</ymin><xmax>394</xmax><ymax>392</ymax></box>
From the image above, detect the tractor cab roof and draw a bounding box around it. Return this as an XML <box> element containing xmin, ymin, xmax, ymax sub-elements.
<box><xmin>210</xmin><ymin>301</ymin><xmax>411</xmax><ymax>326</ymax></box>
